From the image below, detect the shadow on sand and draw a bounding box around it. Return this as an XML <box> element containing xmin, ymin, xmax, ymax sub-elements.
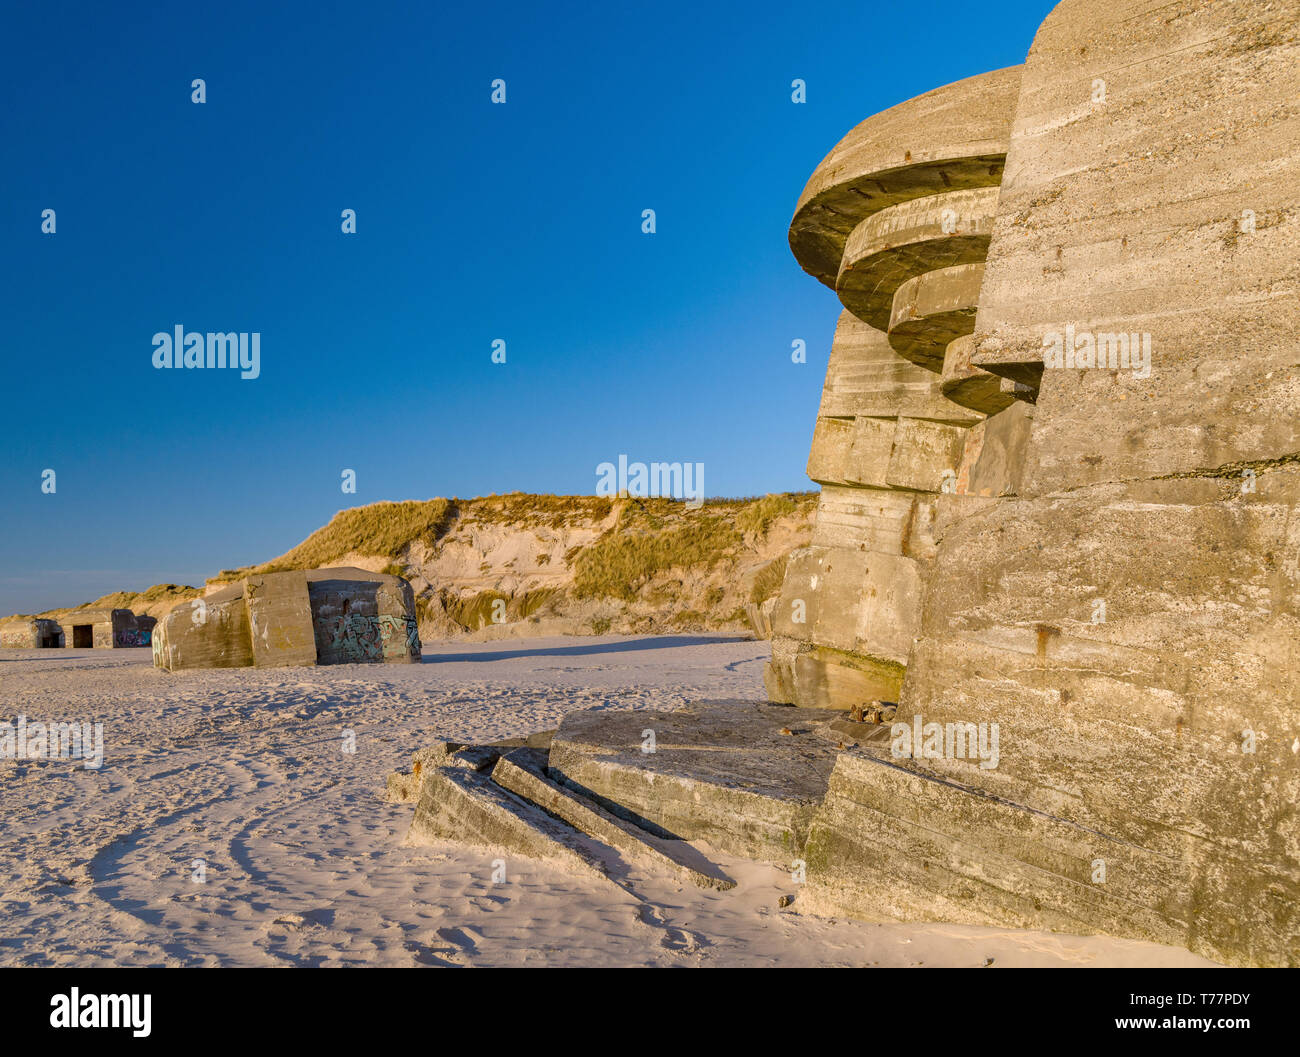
<box><xmin>421</xmin><ymin>635</ymin><xmax>754</xmax><ymax>665</ymax></box>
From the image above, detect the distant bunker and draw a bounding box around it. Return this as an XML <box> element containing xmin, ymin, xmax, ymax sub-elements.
<box><xmin>152</xmin><ymin>567</ymin><xmax>422</xmax><ymax>671</ymax></box>
<box><xmin>0</xmin><ymin>610</ymin><xmax>154</xmax><ymax>649</ymax></box>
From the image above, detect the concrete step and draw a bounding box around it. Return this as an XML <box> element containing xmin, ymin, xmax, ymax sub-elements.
<box><xmin>548</xmin><ymin>700</ymin><xmax>843</xmax><ymax>865</ymax></box>
<box><xmin>403</xmin><ymin>763</ymin><xmax>610</xmax><ymax>881</ymax></box>
<box><xmin>385</xmin><ymin>730</ymin><xmax>556</xmax><ymax>803</ymax></box>
<box><xmin>490</xmin><ymin>749</ymin><xmax>735</xmax><ymax>890</ymax></box>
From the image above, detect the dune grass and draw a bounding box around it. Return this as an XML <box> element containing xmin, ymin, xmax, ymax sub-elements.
<box><xmin>74</xmin><ymin>583</ymin><xmax>204</xmax><ymax>612</ymax></box>
<box><xmin>572</xmin><ymin>504</ymin><xmax>743</xmax><ymax>601</ymax></box>
<box><xmin>750</xmin><ymin>553</ymin><xmax>791</xmax><ymax>604</ymax></box>
<box><xmin>218</xmin><ymin>499</ymin><xmax>455</xmax><ymax>578</ymax></box>
<box><xmin>737</xmin><ymin>494</ymin><xmax>800</xmax><ymax>535</ymax></box>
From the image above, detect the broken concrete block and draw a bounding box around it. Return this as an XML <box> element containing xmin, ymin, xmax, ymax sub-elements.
<box><xmin>446</xmin><ymin>745</ymin><xmax>506</xmax><ymax>772</ymax></box>
<box><xmin>244</xmin><ymin>571</ymin><xmax>316</xmax><ymax>668</ymax></box>
<box><xmin>384</xmin><ymin>740</ymin><xmax>469</xmax><ymax>803</ymax></box>
<box><xmin>548</xmin><ymin>701</ymin><xmax>841</xmax><ymax>864</ymax></box>
<box><xmin>404</xmin><ymin>764</ymin><xmax>606</xmax><ymax>878</ymax></box>
<box><xmin>800</xmin><ymin>750</ymin><xmax>1191</xmax><ymax>949</ymax></box>
<box><xmin>491</xmin><ymin>750</ymin><xmax>735</xmax><ymax>890</ymax></box>
<box><xmin>841</xmin><ymin>417</ymin><xmax>894</xmax><ymax>488</ymax></box>
<box><xmin>884</xmin><ymin>418</ymin><xmax>967</xmax><ymax>493</ymax></box>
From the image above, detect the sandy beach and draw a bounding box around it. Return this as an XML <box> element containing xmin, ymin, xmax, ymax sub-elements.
<box><xmin>0</xmin><ymin>635</ymin><xmax>1218</xmax><ymax>967</ymax></box>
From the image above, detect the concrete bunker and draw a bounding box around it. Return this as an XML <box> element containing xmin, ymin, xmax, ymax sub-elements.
<box><xmin>36</xmin><ymin>621</ymin><xmax>63</xmax><ymax>648</ymax></box>
<box><xmin>2</xmin><ymin>610</ymin><xmax>152</xmax><ymax>650</ymax></box>
<box><xmin>54</xmin><ymin>608</ymin><xmax>152</xmax><ymax>649</ymax></box>
<box><xmin>152</xmin><ymin>566</ymin><xmax>421</xmax><ymax>672</ymax></box>
<box><xmin>393</xmin><ymin>0</ymin><xmax>1300</xmax><ymax>968</ymax></box>
<box><xmin>1</xmin><ymin>617</ymin><xmax>66</xmax><ymax>649</ymax></box>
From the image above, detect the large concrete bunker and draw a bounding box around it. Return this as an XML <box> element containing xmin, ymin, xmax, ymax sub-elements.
<box><xmin>394</xmin><ymin>0</ymin><xmax>1300</xmax><ymax>967</ymax></box>
<box><xmin>152</xmin><ymin>567</ymin><xmax>421</xmax><ymax>671</ymax></box>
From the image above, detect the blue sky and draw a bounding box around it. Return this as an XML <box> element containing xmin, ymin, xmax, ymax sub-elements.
<box><xmin>0</xmin><ymin>0</ymin><xmax>1051</xmax><ymax>613</ymax></box>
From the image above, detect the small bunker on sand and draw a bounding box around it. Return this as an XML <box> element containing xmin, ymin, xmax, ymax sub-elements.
<box><xmin>61</xmin><ymin>609</ymin><xmax>156</xmax><ymax>648</ymax></box>
<box><xmin>152</xmin><ymin>566</ymin><xmax>421</xmax><ymax>671</ymax></box>
<box><xmin>0</xmin><ymin>611</ymin><xmax>154</xmax><ymax>649</ymax></box>
<box><xmin>1</xmin><ymin>617</ymin><xmax>66</xmax><ymax>649</ymax></box>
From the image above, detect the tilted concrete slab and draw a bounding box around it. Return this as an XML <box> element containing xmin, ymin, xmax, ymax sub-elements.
<box><xmin>491</xmin><ymin>750</ymin><xmax>736</xmax><ymax>890</ymax></box>
<box><xmin>547</xmin><ymin>700</ymin><xmax>843</xmax><ymax>865</ymax></box>
<box><xmin>404</xmin><ymin>764</ymin><xmax>608</xmax><ymax>879</ymax></box>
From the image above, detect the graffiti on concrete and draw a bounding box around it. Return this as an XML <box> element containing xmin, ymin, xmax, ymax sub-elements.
<box><xmin>314</xmin><ymin>614</ymin><xmax>420</xmax><ymax>664</ymax></box>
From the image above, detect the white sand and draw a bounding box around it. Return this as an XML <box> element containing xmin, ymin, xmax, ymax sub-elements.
<box><xmin>0</xmin><ymin>635</ymin><xmax>1217</xmax><ymax>967</ymax></box>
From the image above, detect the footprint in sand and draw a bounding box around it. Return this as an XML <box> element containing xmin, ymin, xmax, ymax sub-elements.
<box><xmin>403</xmin><ymin>925</ymin><xmax>481</xmax><ymax>966</ymax></box>
<box><xmin>635</xmin><ymin>903</ymin><xmax>705</xmax><ymax>953</ymax></box>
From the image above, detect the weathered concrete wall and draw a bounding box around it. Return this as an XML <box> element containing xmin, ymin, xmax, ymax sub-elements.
<box><xmin>152</xmin><ymin>586</ymin><xmax>254</xmax><ymax>670</ymax></box>
<box><xmin>309</xmin><ymin>575</ymin><xmax>421</xmax><ymax>665</ymax></box>
<box><xmin>782</xmin><ymin>0</ymin><xmax>1300</xmax><ymax>966</ymax></box>
<box><xmin>152</xmin><ymin>567</ymin><xmax>420</xmax><ymax>671</ymax></box>
<box><xmin>45</xmin><ymin>608</ymin><xmax>144</xmax><ymax>649</ymax></box>
<box><xmin>0</xmin><ymin>618</ymin><xmax>61</xmax><ymax>648</ymax></box>
<box><xmin>969</xmin><ymin>0</ymin><xmax>1300</xmax><ymax>491</ymax></box>
<box><xmin>767</xmin><ymin>67</ymin><xmax>1029</xmax><ymax>711</ymax></box>
<box><xmin>245</xmin><ymin>571</ymin><xmax>317</xmax><ymax>668</ymax></box>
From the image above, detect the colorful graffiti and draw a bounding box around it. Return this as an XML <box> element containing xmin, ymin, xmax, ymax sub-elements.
<box><xmin>114</xmin><ymin>629</ymin><xmax>152</xmax><ymax>648</ymax></box>
<box><xmin>314</xmin><ymin>614</ymin><xmax>420</xmax><ymax>665</ymax></box>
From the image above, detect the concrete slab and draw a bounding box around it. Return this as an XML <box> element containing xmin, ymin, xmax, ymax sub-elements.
<box><xmin>404</xmin><ymin>765</ymin><xmax>607</xmax><ymax>878</ymax></box>
<box><xmin>547</xmin><ymin>700</ymin><xmax>842</xmax><ymax>864</ymax></box>
<box><xmin>491</xmin><ymin>750</ymin><xmax>736</xmax><ymax>890</ymax></box>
